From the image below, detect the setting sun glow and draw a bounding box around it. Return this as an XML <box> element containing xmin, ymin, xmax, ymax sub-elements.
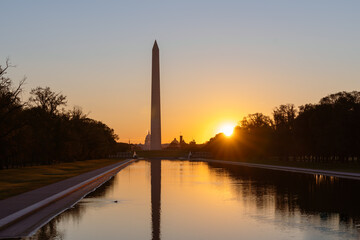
<box><xmin>218</xmin><ymin>124</ymin><xmax>236</xmax><ymax>137</ymax></box>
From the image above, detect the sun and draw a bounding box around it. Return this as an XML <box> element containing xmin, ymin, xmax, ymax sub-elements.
<box><xmin>218</xmin><ymin>123</ymin><xmax>236</xmax><ymax>137</ymax></box>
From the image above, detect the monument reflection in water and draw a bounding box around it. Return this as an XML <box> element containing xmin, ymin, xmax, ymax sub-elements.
<box><xmin>151</xmin><ymin>160</ymin><xmax>161</xmax><ymax>240</ymax></box>
<box><xmin>26</xmin><ymin>160</ymin><xmax>360</xmax><ymax>240</ymax></box>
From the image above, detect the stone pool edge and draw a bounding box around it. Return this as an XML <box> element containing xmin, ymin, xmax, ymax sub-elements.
<box><xmin>191</xmin><ymin>158</ymin><xmax>360</xmax><ymax>180</ymax></box>
<box><xmin>0</xmin><ymin>158</ymin><xmax>137</xmax><ymax>238</ymax></box>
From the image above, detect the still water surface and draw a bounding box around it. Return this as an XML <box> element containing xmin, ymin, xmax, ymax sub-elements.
<box><xmin>27</xmin><ymin>160</ymin><xmax>360</xmax><ymax>240</ymax></box>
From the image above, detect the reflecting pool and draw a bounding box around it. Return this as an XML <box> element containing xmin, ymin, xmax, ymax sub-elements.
<box><xmin>26</xmin><ymin>160</ymin><xmax>360</xmax><ymax>240</ymax></box>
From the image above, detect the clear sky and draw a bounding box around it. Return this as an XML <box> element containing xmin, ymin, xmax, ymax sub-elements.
<box><xmin>1</xmin><ymin>1</ymin><xmax>359</xmax><ymax>144</ymax></box>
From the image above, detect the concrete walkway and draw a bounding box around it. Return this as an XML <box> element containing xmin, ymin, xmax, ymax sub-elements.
<box><xmin>0</xmin><ymin>159</ymin><xmax>136</xmax><ymax>239</ymax></box>
<box><xmin>193</xmin><ymin>158</ymin><xmax>360</xmax><ymax>180</ymax></box>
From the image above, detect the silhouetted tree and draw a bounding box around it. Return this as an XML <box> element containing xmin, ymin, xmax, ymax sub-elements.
<box><xmin>239</xmin><ymin>113</ymin><xmax>273</xmax><ymax>158</ymax></box>
<box><xmin>206</xmin><ymin>91</ymin><xmax>360</xmax><ymax>163</ymax></box>
<box><xmin>206</xmin><ymin>120</ymin><xmax>270</xmax><ymax>161</ymax></box>
<box><xmin>29</xmin><ymin>86</ymin><xmax>67</xmax><ymax>115</ymax></box>
<box><xmin>0</xmin><ymin>59</ymin><xmax>27</xmax><ymax>168</ymax></box>
<box><xmin>293</xmin><ymin>91</ymin><xmax>360</xmax><ymax>162</ymax></box>
<box><xmin>0</xmin><ymin>60</ymin><xmax>121</xmax><ymax>169</ymax></box>
<box><xmin>273</xmin><ymin>104</ymin><xmax>297</xmax><ymax>159</ymax></box>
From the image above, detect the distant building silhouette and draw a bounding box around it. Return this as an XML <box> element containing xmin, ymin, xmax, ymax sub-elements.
<box><xmin>144</xmin><ymin>131</ymin><xmax>151</xmax><ymax>150</ymax></box>
<box><xmin>169</xmin><ymin>138</ymin><xmax>180</xmax><ymax>149</ymax></box>
<box><xmin>179</xmin><ymin>135</ymin><xmax>184</xmax><ymax>144</ymax></box>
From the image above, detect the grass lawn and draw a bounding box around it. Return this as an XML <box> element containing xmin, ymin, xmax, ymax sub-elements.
<box><xmin>0</xmin><ymin>158</ymin><xmax>125</xmax><ymax>200</ymax></box>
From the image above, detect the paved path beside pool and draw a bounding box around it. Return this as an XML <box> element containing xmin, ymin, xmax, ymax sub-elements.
<box><xmin>0</xmin><ymin>159</ymin><xmax>136</xmax><ymax>239</ymax></box>
<box><xmin>193</xmin><ymin>158</ymin><xmax>360</xmax><ymax>180</ymax></box>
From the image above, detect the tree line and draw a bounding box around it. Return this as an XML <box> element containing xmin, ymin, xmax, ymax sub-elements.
<box><xmin>0</xmin><ymin>60</ymin><xmax>128</xmax><ymax>169</ymax></box>
<box><xmin>2</xmin><ymin>59</ymin><xmax>359</xmax><ymax>167</ymax></box>
<box><xmin>205</xmin><ymin>91</ymin><xmax>360</xmax><ymax>163</ymax></box>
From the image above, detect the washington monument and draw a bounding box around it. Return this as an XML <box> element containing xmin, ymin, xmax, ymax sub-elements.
<box><xmin>151</xmin><ymin>40</ymin><xmax>162</xmax><ymax>150</ymax></box>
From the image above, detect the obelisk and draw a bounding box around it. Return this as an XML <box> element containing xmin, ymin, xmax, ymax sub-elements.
<box><xmin>151</xmin><ymin>40</ymin><xmax>162</xmax><ymax>150</ymax></box>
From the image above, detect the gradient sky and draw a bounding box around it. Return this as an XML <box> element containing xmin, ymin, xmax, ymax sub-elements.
<box><xmin>1</xmin><ymin>1</ymin><xmax>360</xmax><ymax>143</ymax></box>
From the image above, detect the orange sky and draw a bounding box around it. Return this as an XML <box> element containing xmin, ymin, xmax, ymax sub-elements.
<box><xmin>2</xmin><ymin>1</ymin><xmax>360</xmax><ymax>144</ymax></box>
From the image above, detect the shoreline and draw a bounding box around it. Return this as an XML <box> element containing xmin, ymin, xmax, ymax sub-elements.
<box><xmin>192</xmin><ymin>158</ymin><xmax>360</xmax><ymax>180</ymax></box>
